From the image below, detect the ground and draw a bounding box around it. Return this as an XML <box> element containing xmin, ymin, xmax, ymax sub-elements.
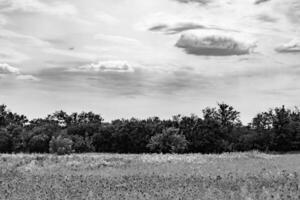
<box><xmin>0</xmin><ymin>152</ymin><xmax>300</xmax><ymax>200</ymax></box>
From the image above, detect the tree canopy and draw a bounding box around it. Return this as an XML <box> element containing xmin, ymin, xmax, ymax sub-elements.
<box><xmin>0</xmin><ymin>103</ymin><xmax>299</xmax><ymax>154</ymax></box>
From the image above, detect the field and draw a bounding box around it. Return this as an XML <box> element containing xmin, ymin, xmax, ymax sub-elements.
<box><xmin>0</xmin><ymin>152</ymin><xmax>300</xmax><ymax>200</ymax></box>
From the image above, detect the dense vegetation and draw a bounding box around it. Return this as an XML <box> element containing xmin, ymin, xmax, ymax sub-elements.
<box><xmin>1</xmin><ymin>153</ymin><xmax>300</xmax><ymax>199</ymax></box>
<box><xmin>0</xmin><ymin>103</ymin><xmax>300</xmax><ymax>154</ymax></box>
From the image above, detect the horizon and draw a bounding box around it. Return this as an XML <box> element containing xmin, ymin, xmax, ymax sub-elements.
<box><xmin>0</xmin><ymin>0</ymin><xmax>299</xmax><ymax>124</ymax></box>
<box><xmin>1</xmin><ymin>101</ymin><xmax>298</xmax><ymax>124</ymax></box>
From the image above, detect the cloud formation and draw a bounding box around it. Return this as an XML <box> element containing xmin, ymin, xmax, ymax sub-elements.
<box><xmin>0</xmin><ymin>15</ymin><xmax>6</xmax><ymax>26</ymax></box>
<box><xmin>0</xmin><ymin>63</ymin><xmax>20</xmax><ymax>74</ymax></box>
<box><xmin>149</xmin><ymin>22</ymin><xmax>206</xmax><ymax>34</ymax></box>
<box><xmin>74</xmin><ymin>61</ymin><xmax>135</xmax><ymax>73</ymax></box>
<box><xmin>173</xmin><ymin>0</ymin><xmax>211</xmax><ymax>5</ymax></box>
<box><xmin>254</xmin><ymin>0</ymin><xmax>271</xmax><ymax>5</ymax></box>
<box><xmin>0</xmin><ymin>63</ymin><xmax>39</xmax><ymax>81</ymax></box>
<box><xmin>175</xmin><ymin>31</ymin><xmax>256</xmax><ymax>56</ymax></box>
<box><xmin>95</xmin><ymin>13</ymin><xmax>119</xmax><ymax>24</ymax></box>
<box><xmin>94</xmin><ymin>34</ymin><xmax>141</xmax><ymax>46</ymax></box>
<box><xmin>256</xmin><ymin>14</ymin><xmax>278</xmax><ymax>23</ymax></box>
<box><xmin>0</xmin><ymin>0</ymin><xmax>77</xmax><ymax>16</ymax></box>
<box><xmin>275</xmin><ymin>39</ymin><xmax>300</xmax><ymax>53</ymax></box>
<box><xmin>16</xmin><ymin>74</ymin><xmax>40</xmax><ymax>81</ymax></box>
<box><xmin>37</xmin><ymin>65</ymin><xmax>214</xmax><ymax>97</ymax></box>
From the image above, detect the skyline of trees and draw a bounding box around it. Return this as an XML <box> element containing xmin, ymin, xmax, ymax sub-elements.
<box><xmin>0</xmin><ymin>103</ymin><xmax>300</xmax><ymax>154</ymax></box>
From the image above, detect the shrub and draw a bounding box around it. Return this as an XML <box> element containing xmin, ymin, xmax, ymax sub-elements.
<box><xmin>147</xmin><ymin>127</ymin><xmax>188</xmax><ymax>153</ymax></box>
<box><xmin>0</xmin><ymin>129</ymin><xmax>12</xmax><ymax>153</ymax></box>
<box><xmin>69</xmin><ymin>135</ymin><xmax>88</xmax><ymax>153</ymax></box>
<box><xmin>49</xmin><ymin>135</ymin><xmax>73</xmax><ymax>155</ymax></box>
<box><xmin>92</xmin><ymin>126</ymin><xmax>114</xmax><ymax>152</ymax></box>
<box><xmin>28</xmin><ymin>134</ymin><xmax>50</xmax><ymax>153</ymax></box>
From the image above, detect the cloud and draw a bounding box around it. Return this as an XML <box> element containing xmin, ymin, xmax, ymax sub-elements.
<box><xmin>0</xmin><ymin>29</ymin><xmax>50</xmax><ymax>47</ymax></box>
<box><xmin>149</xmin><ymin>22</ymin><xmax>206</xmax><ymax>34</ymax></box>
<box><xmin>256</xmin><ymin>14</ymin><xmax>278</xmax><ymax>23</ymax></box>
<box><xmin>94</xmin><ymin>34</ymin><xmax>142</xmax><ymax>46</ymax></box>
<box><xmin>286</xmin><ymin>1</ymin><xmax>300</xmax><ymax>24</ymax></box>
<box><xmin>139</xmin><ymin>12</ymin><xmax>208</xmax><ymax>34</ymax></box>
<box><xmin>95</xmin><ymin>13</ymin><xmax>119</xmax><ymax>24</ymax></box>
<box><xmin>275</xmin><ymin>39</ymin><xmax>300</xmax><ymax>53</ymax></box>
<box><xmin>175</xmin><ymin>30</ymin><xmax>257</xmax><ymax>56</ymax></box>
<box><xmin>0</xmin><ymin>47</ymin><xmax>30</xmax><ymax>63</ymax></box>
<box><xmin>0</xmin><ymin>15</ymin><xmax>6</xmax><ymax>26</ymax></box>
<box><xmin>254</xmin><ymin>0</ymin><xmax>271</xmax><ymax>5</ymax></box>
<box><xmin>0</xmin><ymin>63</ymin><xmax>20</xmax><ymax>74</ymax></box>
<box><xmin>37</xmin><ymin>65</ymin><xmax>214</xmax><ymax>97</ymax></box>
<box><xmin>43</xmin><ymin>48</ymin><xmax>98</xmax><ymax>61</ymax></box>
<box><xmin>0</xmin><ymin>0</ymin><xmax>77</xmax><ymax>16</ymax></box>
<box><xmin>73</xmin><ymin>61</ymin><xmax>135</xmax><ymax>73</ymax></box>
<box><xmin>0</xmin><ymin>63</ymin><xmax>39</xmax><ymax>81</ymax></box>
<box><xmin>173</xmin><ymin>0</ymin><xmax>211</xmax><ymax>5</ymax></box>
<box><xmin>148</xmin><ymin>21</ymin><xmax>240</xmax><ymax>35</ymax></box>
<box><xmin>143</xmin><ymin>12</ymin><xmax>239</xmax><ymax>35</ymax></box>
<box><xmin>16</xmin><ymin>74</ymin><xmax>40</xmax><ymax>81</ymax></box>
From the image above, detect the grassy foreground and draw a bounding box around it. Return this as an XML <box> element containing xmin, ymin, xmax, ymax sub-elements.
<box><xmin>0</xmin><ymin>152</ymin><xmax>300</xmax><ymax>200</ymax></box>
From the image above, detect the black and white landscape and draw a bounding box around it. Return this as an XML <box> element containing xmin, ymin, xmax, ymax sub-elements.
<box><xmin>0</xmin><ymin>0</ymin><xmax>299</xmax><ymax>122</ymax></box>
<box><xmin>0</xmin><ymin>0</ymin><xmax>300</xmax><ymax>199</ymax></box>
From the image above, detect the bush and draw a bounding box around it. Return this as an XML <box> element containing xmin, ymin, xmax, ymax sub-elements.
<box><xmin>10</xmin><ymin>127</ymin><xmax>31</xmax><ymax>153</ymax></box>
<box><xmin>49</xmin><ymin>135</ymin><xmax>73</xmax><ymax>155</ymax></box>
<box><xmin>147</xmin><ymin>128</ymin><xmax>188</xmax><ymax>153</ymax></box>
<box><xmin>28</xmin><ymin>134</ymin><xmax>50</xmax><ymax>153</ymax></box>
<box><xmin>0</xmin><ymin>129</ymin><xmax>12</xmax><ymax>153</ymax></box>
<box><xmin>69</xmin><ymin>135</ymin><xmax>87</xmax><ymax>153</ymax></box>
<box><xmin>92</xmin><ymin>126</ymin><xmax>114</xmax><ymax>152</ymax></box>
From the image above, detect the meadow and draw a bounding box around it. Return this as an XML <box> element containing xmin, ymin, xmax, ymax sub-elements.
<box><xmin>0</xmin><ymin>151</ymin><xmax>300</xmax><ymax>200</ymax></box>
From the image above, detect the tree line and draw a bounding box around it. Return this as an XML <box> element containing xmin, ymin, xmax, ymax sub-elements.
<box><xmin>0</xmin><ymin>103</ymin><xmax>299</xmax><ymax>154</ymax></box>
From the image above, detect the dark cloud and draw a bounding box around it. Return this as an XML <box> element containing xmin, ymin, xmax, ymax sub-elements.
<box><xmin>148</xmin><ymin>21</ymin><xmax>240</xmax><ymax>35</ymax></box>
<box><xmin>36</xmin><ymin>65</ymin><xmax>214</xmax><ymax>97</ymax></box>
<box><xmin>173</xmin><ymin>0</ymin><xmax>212</xmax><ymax>5</ymax></box>
<box><xmin>256</xmin><ymin>14</ymin><xmax>278</xmax><ymax>23</ymax></box>
<box><xmin>254</xmin><ymin>0</ymin><xmax>271</xmax><ymax>5</ymax></box>
<box><xmin>149</xmin><ymin>22</ymin><xmax>206</xmax><ymax>34</ymax></box>
<box><xmin>175</xmin><ymin>32</ymin><xmax>256</xmax><ymax>56</ymax></box>
<box><xmin>275</xmin><ymin>40</ymin><xmax>300</xmax><ymax>53</ymax></box>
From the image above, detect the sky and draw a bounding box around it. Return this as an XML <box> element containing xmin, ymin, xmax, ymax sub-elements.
<box><xmin>0</xmin><ymin>0</ymin><xmax>299</xmax><ymax>123</ymax></box>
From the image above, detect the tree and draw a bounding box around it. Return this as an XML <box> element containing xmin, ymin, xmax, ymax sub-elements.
<box><xmin>0</xmin><ymin>104</ymin><xmax>28</xmax><ymax>127</ymax></box>
<box><xmin>10</xmin><ymin>126</ymin><xmax>30</xmax><ymax>153</ymax></box>
<box><xmin>0</xmin><ymin>129</ymin><xmax>12</xmax><ymax>153</ymax></box>
<box><xmin>49</xmin><ymin>135</ymin><xmax>73</xmax><ymax>155</ymax></box>
<box><xmin>47</xmin><ymin>110</ymin><xmax>70</xmax><ymax>127</ymax></box>
<box><xmin>251</xmin><ymin>111</ymin><xmax>273</xmax><ymax>131</ymax></box>
<box><xmin>203</xmin><ymin>103</ymin><xmax>241</xmax><ymax>129</ymax></box>
<box><xmin>147</xmin><ymin>128</ymin><xmax>188</xmax><ymax>153</ymax></box>
<box><xmin>269</xmin><ymin>106</ymin><xmax>293</xmax><ymax>151</ymax></box>
<box><xmin>28</xmin><ymin>134</ymin><xmax>50</xmax><ymax>153</ymax></box>
<box><xmin>92</xmin><ymin>125</ymin><xmax>114</xmax><ymax>152</ymax></box>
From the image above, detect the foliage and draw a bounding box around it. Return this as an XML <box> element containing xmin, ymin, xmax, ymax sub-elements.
<box><xmin>0</xmin><ymin>153</ymin><xmax>300</xmax><ymax>200</ymax></box>
<box><xmin>92</xmin><ymin>125</ymin><xmax>114</xmax><ymax>152</ymax></box>
<box><xmin>0</xmin><ymin>129</ymin><xmax>11</xmax><ymax>153</ymax></box>
<box><xmin>0</xmin><ymin>103</ymin><xmax>300</xmax><ymax>154</ymax></box>
<box><xmin>49</xmin><ymin>135</ymin><xmax>73</xmax><ymax>155</ymax></box>
<box><xmin>28</xmin><ymin>134</ymin><xmax>50</xmax><ymax>153</ymax></box>
<box><xmin>147</xmin><ymin>127</ymin><xmax>188</xmax><ymax>153</ymax></box>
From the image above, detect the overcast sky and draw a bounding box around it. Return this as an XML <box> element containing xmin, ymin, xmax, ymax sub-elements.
<box><xmin>0</xmin><ymin>0</ymin><xmax>299</xmax><ymax>123</ymax></box>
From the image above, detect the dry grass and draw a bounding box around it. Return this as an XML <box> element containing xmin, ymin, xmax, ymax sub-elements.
<box><xmin>0</xmin><ymin>151</ymin><xmax>300</xmax><ymax>199</ymax></box>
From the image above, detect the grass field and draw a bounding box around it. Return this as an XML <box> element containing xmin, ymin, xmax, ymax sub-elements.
<box><xmin>0</xmin><ymin>151</ymin><xmax>300</xmax><ymax>200</ymax></box>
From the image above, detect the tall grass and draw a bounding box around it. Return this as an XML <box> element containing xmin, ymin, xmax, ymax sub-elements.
<box><xmin>0</xmin><ymin>152</ymin><xmax>299</xmax><ymax>200</ymax></box>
